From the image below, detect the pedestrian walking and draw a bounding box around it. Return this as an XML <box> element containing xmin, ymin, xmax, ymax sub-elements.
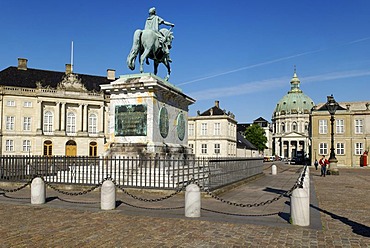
<box><xmin>314</xmin><ymin>159</ymin><xmax>318</xmax><ymax>170</ymax></box>
<box><xmin>319</xmin><ymin>155</ymin><xmax>329</xmax><ymax>177</ymax></box>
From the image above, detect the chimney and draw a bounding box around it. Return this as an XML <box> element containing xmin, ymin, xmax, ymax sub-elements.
<box><xmin>215</xmin><ymin>100</ymin><xmax>220</xmax><ymax>108</ymax></box>
<box><xmin>65</xmin><ymin>64</ymin><xmax>72</xmax><ymax>74</ymax></box>
<box><xmin>107</xmin><ymin>69</ymin><xmax>116</xmax><ymax>80</ymax></box>
<box><xmin>18</xmin><ymin>58</ymin><xmax>28</xmax><ymax>70</ymax></box>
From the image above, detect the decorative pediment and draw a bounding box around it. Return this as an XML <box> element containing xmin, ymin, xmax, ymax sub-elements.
<box><xmin>57</xmin><ymin>73</ymin><xmax>87</xmax><ymax>92</ymax></box>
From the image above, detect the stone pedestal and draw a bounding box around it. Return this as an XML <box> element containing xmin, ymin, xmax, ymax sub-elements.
<box><xmin>100</xmin><ymin>73</ymin><xmax>195</xmax><ymax>158</ymax></box>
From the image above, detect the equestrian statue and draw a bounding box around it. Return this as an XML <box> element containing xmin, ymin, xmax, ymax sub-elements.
<box><xmin>127</xmin><ymin>7</ymin><xmax>175</xmax><ymax>81</ymax></box>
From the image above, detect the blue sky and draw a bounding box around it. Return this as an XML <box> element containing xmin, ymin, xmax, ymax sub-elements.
<box><xmin>1</xmin><ymin>1</ymin><xmax>370</xmax><ymax>123</ymax></box>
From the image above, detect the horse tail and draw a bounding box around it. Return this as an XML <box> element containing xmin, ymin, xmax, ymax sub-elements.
<box><xmin>127</xmin><ymin>29</ymin><xmax>142</xmax><ymax>70</ymax></box>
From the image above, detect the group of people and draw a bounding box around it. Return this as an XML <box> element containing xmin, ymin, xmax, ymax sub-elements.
<box><xmin>314</xmin><ymin>155</ymin><xmax>330</xmax><ymax>177</ymax></box>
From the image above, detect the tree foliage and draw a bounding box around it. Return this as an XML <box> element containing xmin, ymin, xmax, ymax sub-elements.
<box><xmin>244</xmin><ymin>124</ymin><xmax>267</xmax><ymax>152</ymax></box>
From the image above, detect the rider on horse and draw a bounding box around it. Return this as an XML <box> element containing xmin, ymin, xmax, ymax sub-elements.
<box><xmin>144</xmin><ymin>7</ymin><xmax>175</xmax><ymax>62</ymax></box>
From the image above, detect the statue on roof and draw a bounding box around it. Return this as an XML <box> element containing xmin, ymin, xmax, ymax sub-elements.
<box><xmin>127</xmin><ymin>7</ymin><xmax>175</xmax><ymax>81</ymax></box>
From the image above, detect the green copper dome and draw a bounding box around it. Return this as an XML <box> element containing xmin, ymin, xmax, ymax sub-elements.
<box><xmin>274</xmin><ymin>71</ymin><xmax>314</xmax><ymax>116</ymax></box>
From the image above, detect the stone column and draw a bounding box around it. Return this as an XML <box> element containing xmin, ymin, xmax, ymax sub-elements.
<box><xmin>78</xmin><ymin>104</ymin><xmax>83</xmax><ymax>132</ymax></box>
<box><xmin>36</xmin><ymin>100</ymin><xmax>43</xmax><ymax>131</ymax></box>
<box><xmin>61</xmin><ymin>103</ymin><xmax>66</xmax><ymax>131</ymax></box>
<box><xmin>83</xmin><ymin>104</ymin><xmax>88</xmax><ymax>132</ymax></box>
<box><xmin>100</xmin><ymin>105</ymin><xmax>105</xmax><ymax>134</ymax></box>
<box><xmin>55</xmin><ymin>102</ymin><xmax>61</xmax><ymax>131</ymax></box>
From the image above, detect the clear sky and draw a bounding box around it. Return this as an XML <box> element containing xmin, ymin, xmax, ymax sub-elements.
<box><xmin>1</xmin><ymin>1</ymin><xmax>370</xmax><ymax>123</ymax></box>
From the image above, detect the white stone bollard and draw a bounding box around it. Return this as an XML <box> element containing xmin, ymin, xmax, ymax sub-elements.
<box><xmin>101</xmin><ymin>180</ymin><xmax>116</xmax><ymax>210</ymax></box>
<box><xmin>271</xmin><ymin>164</ymin><xmax>277</xmax><ymax>175</ymax></box>
<box><xmin>290</xmin><ymin>186</ymin><xmax>310</xmax><ymax>226</ymax></box>
<box><xmin>185</xmin><ymin>184</ymin><xmax>201</xmax><ymax>218</ymax></box>
<box><xmin>31</xmin><ymin>177</ymin><xmax>46</xmax><ymax>205</ymax></box>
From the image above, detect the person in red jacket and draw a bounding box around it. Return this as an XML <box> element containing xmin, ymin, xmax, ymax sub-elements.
<box><xmin>319</xmin><ymin>155</ymin><xmax>329</xmax><ymax>177</ymax></box>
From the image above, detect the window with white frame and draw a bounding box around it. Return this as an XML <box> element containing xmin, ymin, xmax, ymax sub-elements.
<box><xmin>201</xmin><ymin>123</ymin><xmax>207</xmax><ymax>136</ymax></box>
<box><xmin>43</xmin><ymin>111</ymin><xmax>53</xmax><ymax>132</ymax></box>
<box><xmin>336</xmin><ymin>119</ymin><xmax>344</xmax><ymax>134</ymax></box>
<box><xmin>6</xmin><ymin>100</ymin><xmax>15</xmax><ymax>107</ymax></box>
<box><xmin>201</xmin><ymin>144</ymin><xmax>207</xmax><ymax>154</ymax></box>
<box><xmin>5</xmin><ymin>140</ymin><xmax>14</xmax><ymax>151</ymax></box>
<box><xmin>355</xmin><ymin>143</ymin><xmax>363</xmax><ymax>155</ymax></box>
<box><xmin>66</xmin><ymin>112</ymin><xmax>76</xmax><ymax>133</ymax></box>
<box><xmin>23</xmin><ymin>117</ymin><xmax>31</xmax><ymax>131</ymax></box>
<box><xmin>88</xmin><ymin>113</ymin><xmax>97</xmax><ymax>134</ymax></box>
<box><xmin>6</xmin><ymin>116</ymin><xmax>15</xmax><ymax>131</ymax></box>
<box><xmin>355</xmin><ymin>119</ymin><xmax>363</xmax><ymax>134</ymax></box>
<box><xmin>188</xmin><ymin>123</ymin><xmax>194</xmax><ymax>136</ymax></box>
<box><xmin>214</xmin><ymin>144</ymin><xmax>220</xmax><ymax>154</ymax></box>
<box><xmin>336</xmin><ymin>142</ymin><xmax>344</xmax><ymax>155</ymax></box>
<box><xmin>319</xmin><ymin>143</ymin><xmax>328</xmax><ymax>155</ymax></box>
<box><xmin>23</xmin><ymin>140</ymin><xmax>31</xmax><ymax>152</ymax></box>
<box><xmin>319</xmin><ymin>120</ymin><xmax>328</xmax><ymax>134</ymax></box>
<box><xmin>214</xmin><ymin>123</ymin><xmax>221</xmax><ymax>135</ymax></box>
<box><xmin>23</xmin><ymin>101</ymin><xmax>32</xmax><ymax>107</ymax></box>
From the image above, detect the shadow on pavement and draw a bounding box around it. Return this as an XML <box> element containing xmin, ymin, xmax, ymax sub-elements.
<box><xmin>310</xmin><ymin>204</ymin><xmax>370</xmax><ymax>237</ymax></box>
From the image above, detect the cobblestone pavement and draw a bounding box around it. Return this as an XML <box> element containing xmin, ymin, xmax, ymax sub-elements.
<box><xmin>0</xmin><ymin>163</ymin><xmax>369</xmax><ymax>247</ymax></box>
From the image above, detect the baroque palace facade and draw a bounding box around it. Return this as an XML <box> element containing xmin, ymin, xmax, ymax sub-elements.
<box><xmin>0</xmin><ymin>58</ymin><xmax>114</xmax><ymax>156</ymax></box>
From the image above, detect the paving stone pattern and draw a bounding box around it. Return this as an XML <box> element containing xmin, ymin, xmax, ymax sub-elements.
<box><xmin>0</xmin><ymin>163</ymin><xmax>369</xmax><ymax>247</ymax></box>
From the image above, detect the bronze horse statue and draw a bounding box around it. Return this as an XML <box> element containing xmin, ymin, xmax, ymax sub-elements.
<box><xmin>127</xmin><ymin>28</ymin><xmax>174</xmax><ymax>81</ymax></box>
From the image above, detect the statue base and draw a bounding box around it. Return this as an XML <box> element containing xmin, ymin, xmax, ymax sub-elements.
<box><xmin>100</xmin><ymin>73</ymin><xmax>195</xmax><ymax>159</ymax></box>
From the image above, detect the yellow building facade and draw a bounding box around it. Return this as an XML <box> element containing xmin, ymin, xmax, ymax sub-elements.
<box><xmin>311</xmin><ymin>101</ymin><xmax>370</xmax><ymax>167</ymax></box>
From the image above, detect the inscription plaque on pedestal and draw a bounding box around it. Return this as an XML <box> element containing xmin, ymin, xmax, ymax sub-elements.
<box><xmin>115</xmin><ymin>104</ymin><xmax>147</xmax><ymax>136</ymax></box>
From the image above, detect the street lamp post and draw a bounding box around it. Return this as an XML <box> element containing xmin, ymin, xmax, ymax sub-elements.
<box><xmin>326</xmin><ymin>95</ymin><xmax>339</xmax><ymax>175</ymax></box>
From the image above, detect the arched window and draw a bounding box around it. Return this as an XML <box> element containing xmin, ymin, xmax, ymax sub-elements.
<box><xmin>43</xmin><ymin>111</ymin><xmax>53</xmax><ymax>132</ymax></box>
<box><xmin>88</xmin><ymin>113</ymin><xmax>97</xmax><ymax>134</ymax></box>
<box><xmin>292</xmin><ymin>122</ymin><xmax>297</xmax><ymax>132</ymax></box>
<box><xmin>281</xmin><ymin>122</ymin><xmax>285</xmax><ymax>133</ymax></box>
<box><xmin>66</xmin><ymin>112</ymin><xmax>76</xmax><ymax>133</ymax></box>
<box><xmin>304</xmin><ymin>122</ymin><xmax>309</xmax><ymax>132</ymax></box>
<box><xmin>43</xmin><ymin>140</ymin><xmax>52</xmax><ymax>156</ymax></box>
<box><xmin>89</xmin><ymin>141</ymin><xmax>97</xmax><ymax>157</ymax></box>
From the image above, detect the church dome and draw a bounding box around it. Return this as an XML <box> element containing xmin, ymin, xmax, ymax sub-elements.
<box><xmin>274</xmin><ymin>71</ymin><xmax>314</xmax><ymax>116</ymax></box>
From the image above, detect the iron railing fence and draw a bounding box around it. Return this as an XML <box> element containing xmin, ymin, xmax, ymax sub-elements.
<box><xmin>0</xmin><ymin>156</ymin><xmax>263</xmax><ymax>191</ymax></box>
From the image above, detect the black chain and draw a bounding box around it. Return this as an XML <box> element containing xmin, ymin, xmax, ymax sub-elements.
<box><xmin>43</xmin><ymin>178</ymin><xmax>103</xmax><ymax>196</ymax></box>
<box><xmin>0</xmin><ymin>181</ymin><xmax>31</xmax><ymax>193</ymax></box>
<box><xmin>112</xmin><ymin>179</ymin><xmax>188</xmax><ymax>202</ymax></box>
<box><xmin>194</xmin><ymin>167</ymin><xmax>305</xmax><ymax>208</ymax></box>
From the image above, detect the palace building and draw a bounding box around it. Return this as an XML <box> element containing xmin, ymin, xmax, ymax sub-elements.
<box><xmin>311</xmin><ymin>101</ymin><xmax>370</xmax><ymax>167</ymax></box>
<box><xmin>272</xmin><ymin>71</ymin><xmax>315</xmax><ymax>161</ymax></box>
<box><xmin>0</xmin><ymin>58</ymin><xmax>114</xmax><ymax>156</ymax></box>
<box><xmin>188</xmin><ymin>101</ymin><xmax>238</xmax><ymax>157</ymax></box>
